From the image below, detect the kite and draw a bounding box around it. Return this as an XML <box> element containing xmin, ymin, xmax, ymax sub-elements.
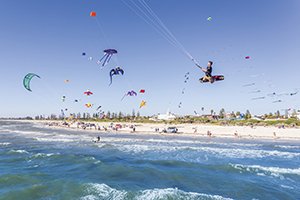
<box><xmin>99</xmin><ymin>49</ymin><xmax>118</xmax><ymax>66</ymax></box>
<box><xmin>62</xmin><ymin>96</ymin><xmax>66</xmax><ymax>102</ymax></box>
<box><xmin>178</xmin><ymin>102</ymin><xmax>182</xmax><ymax>108</ymax></box>
<box><xmin>109</xmin><ymin>67</ymin><xmax>124</xmax><ymax>85</ymax></box>
<box><xmin>273</xmin><ymin>100</ymin><xmax>282</xmax><ymax>103</ymax></box>
<box><xmin>64</xmin><ymin>80</ymin><xmax>70</xmax><ymax>83</ymax></box>
<box><xmin>121</xmin><ymin>90</ymin><xmax>137</xmax><ymax>100</ymax></box>
<box><xmin>243</xmin><ymin>83</ymin><xmax>255</xmax><ymax>87</ymax></box>
<box><xmin>182</xmin><ymin>88</ymin><xmax>185</xmax><ymax>94</ymax></box>
<box><xmin>251</xmin><ymin>97</ymin><xmax>265</xmax><ymax>100</ymax></box>
<box><xmin>85</xmin><ymin>103</ymin><xmax>93</xmax><ymax>108</ymax></box>
<box><xmin>23</xmin><ymin>73</ymin><xmax>40</xmax><ymax>92</ymax></box>
<box><xmin>245</xmin><ymin>56</ymin><xmax>250</xmax><ymax>59</ymax></box>
<box><xmin>96</xmin><ymin>106</ymin><xmax>102</xmax><ymax>111</ymax></box>
<box><xmin>290</xmin><ymin>92</ymin><xmax>298</xmax><ymax>96</ymax></box>
<box><xmin>84</xmin><ymin>90</ymin><xmax>93</xmax><ymax>96</ymax></box>
<box><xmin>184</xmin><ymin>72</ymin><xmax>190</xmax><ymax>83</ymax></box>
<box><xmin>88</xmin><ymin>57</ymin><xmax>93</xmax><ymax>61</ymax></box>
<box><xmin>139</xmin><ymin>100</ymin><xmax>146</xmax><ymax>108</ymax></box>
<box><xmin>74</xmin><ymin>99</ymin><xmax>79</xmax><ymax>103</ymax></box>
<box><xmin>139</xmin><ymin>89</ymin><xmax>145</xmax><ymax>93</ymax></box>
<box><xmin>250</xmin><ymin>90</ymin><xmax>261</xmax><ymax>94</ymax></box>
<box><xmin>82</xmin><ymin>52</ymin><xmax>86</xmax><ymax>56</ymax></box>
<box><xmin>90</xmin><ymin>11</ymin><xmax>96</xmax><ymax>17</ymax></box>
<box><xmin>207</xmin><ymin>16</ymin><xmax>212</xmax><ymax>21</ymax></box>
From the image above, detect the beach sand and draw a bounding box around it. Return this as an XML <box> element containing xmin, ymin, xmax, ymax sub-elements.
<box><xmin>33</xmin><ymin>120</ymin><xmax>300</xmax><ymax>141</ymax></box>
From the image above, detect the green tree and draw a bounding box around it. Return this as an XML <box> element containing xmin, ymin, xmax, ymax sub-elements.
<box><xmin>245</xmin><ymin>110</ymin><xmax>251</xmax><ymax>119</ymax></box>
<box><xmin>219</xmin><ymin>108</ymin><xmax>226</xmax><ymax>119</ymax></box>
<box><xmin>106</xmin><ymin>111</ymin><xmax>111</xmax><ymax>119</ymax></box>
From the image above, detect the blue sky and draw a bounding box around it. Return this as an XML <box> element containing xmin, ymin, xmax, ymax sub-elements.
<box><xmin>0</xmin><ymin>0</ymin><xmax>299</xmax><ymax>117</ymax></box>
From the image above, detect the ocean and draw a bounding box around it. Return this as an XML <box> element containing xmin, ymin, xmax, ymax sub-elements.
<box><xmin>0</xmin><ymin>120</ymin><xmax>299</xmax><ymax>200</ymax></box>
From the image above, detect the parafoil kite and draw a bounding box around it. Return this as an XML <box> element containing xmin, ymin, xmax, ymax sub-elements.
<box><xmin>100</xmin><ymin>49</ymin><xmax>118</xmax><ymax>66</ymax></box>
<box><xmin>139</xmin><ymin>100</ymin><xmax>146</xmax><ymax>108</ymax></box>
<box><xmin>85</xmin><ymin>103</ymin><xmax>93</xmax><ymax>108</ymax></box>
<box><xmin>84</xmin><ymin>90</ymin><xmax>93</xmax><ymax>96</ymax></box>
<box><xmin>139</xmin><ymin>89</ymin><xmax>145</xmax><ymax>93</ymax></box>
<box><xmin>23</xmin><ymin>73</ymin><xmax>40</xmax><ymax>92</ymax></box>
<box><xmin>245</xmin><ymin>56</ymin><xmax>250</xmax><ymax>59</ymax></box>
<box><xmin>121</xmin><ymin>90</ymin><xmax>137</xmax><ymax>100</ymax></box>
<box><xmin>109</xmin><ymin>67</ymin><xmax>124</xmax><ymax>85</ymax></box>
<box><xmin>90</xmin><ymin>11</ymin><xmax>96</xmax><ymax>17</ymax></box>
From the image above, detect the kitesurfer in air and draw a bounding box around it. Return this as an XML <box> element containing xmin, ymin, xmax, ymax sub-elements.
<box><xmin>197</xmin><ymin>61</ymin><xmax>214</xmax><ymax>83</ymax></box>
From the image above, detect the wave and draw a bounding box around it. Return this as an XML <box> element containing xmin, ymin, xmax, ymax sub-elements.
<box><xmin>0</xmin><ymin>142</ymin><xmax>10</xmax><ymax>146</ymax></box>
<box><xmin>8</xmin><ymin>149</ymin><xmax>29</xmax><ymax>154</ymax></box>
<box><xmin>274</xmin><ymin>145</ymin><xmax>300</xmax><ymax>149</ymax></box>
<box><xmin>30</xmin><ymin>152</ymin><xmax>60</xmax><ymax>158</ymax></box>
<box><xmin>230</xmin><ymin>164</ymin><xmax>300</xmax><ymax>177</ymax></box>
<box><xmin>81</xmin><ymin>183</ymin><xmax>233</xmax><ymax>200</ymax></box>
<box><xmin>109</xmin><ymin>143</ymin><xmax>300</xmax><ymax>160</ymax></box>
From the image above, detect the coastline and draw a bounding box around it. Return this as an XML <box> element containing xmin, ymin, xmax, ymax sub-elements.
<box><xmin>27</xmin><ymin>120</ymin><xmax>300</xmax><ymax>141</ymax></box>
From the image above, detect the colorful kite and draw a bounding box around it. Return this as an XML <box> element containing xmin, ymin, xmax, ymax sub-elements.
<box><xmin>84</xmin><ymin>90</ymin><xmax>93</xmax><ymax>96</ymax></box>
<box><xmin>139</xmin><ymin>89</ymin><xmax>145</xmax><ymax>93</ymax></box>
<box><xmin>139</xmin><ymin>100</ymin><xmax>146</xmax><ymax>108</ymax></box>
<box><xmin>109</xmin><ymin>67</ymin><xmax>124</xmax><ymax>85</ymax></box>
<box><xmin>85</xmin><ymin>103</ymin><xmax>93</xmax><ymax>108</ymax></box>
<box><xmin>23</xmin><ymin>73</ymin><xmax>40</xmax><ymax>92</ymax></box>
<box><xmin>99</xmin><ymin>49</ymin><xmax>118</xmax><ymax>66</ymax></box>
<box><xmin>122</xmin><ymin>90</ymin><xmax>137</xmax><ymax>100</ymax></box>
<box><xmin>90</xmin><ymin>11</ymin><xmax>96</xmax><ymax>17</ymax></box>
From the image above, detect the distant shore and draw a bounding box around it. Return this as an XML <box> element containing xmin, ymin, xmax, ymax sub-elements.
<box><xmin>25</xmin><ymin>120</ymin><xmax>300</xmax><ymax>141</ymax></box>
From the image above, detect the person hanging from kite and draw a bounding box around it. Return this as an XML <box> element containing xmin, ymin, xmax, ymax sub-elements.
<box><xmin>109</xmin><ymin>67</ymin><xmax>124</xmax><ymax>85</ymax></box>
<box><xmin>195</xmin><ymin>61</ymin><xmax>224</xmax><ymax>83</ymax></box>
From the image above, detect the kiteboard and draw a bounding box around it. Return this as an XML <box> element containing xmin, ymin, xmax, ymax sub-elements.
<box><xmin>199</xmin><ymin>75</ymin><xmax>224</xmax><ymax>83</ymax></box>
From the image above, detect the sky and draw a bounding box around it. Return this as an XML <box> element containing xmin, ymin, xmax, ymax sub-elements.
<box><xmin>0</xmin><ymin>0</ymin><xmax>299</xmax><ymax>117</ymax></box>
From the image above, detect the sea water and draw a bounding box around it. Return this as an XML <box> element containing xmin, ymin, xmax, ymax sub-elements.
<box><xmin>0</xmin><ymin>120</ymin><xmax>299</xmax><ymax>200</ymax></box>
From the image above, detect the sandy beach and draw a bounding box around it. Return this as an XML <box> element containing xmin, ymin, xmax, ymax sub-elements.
<box><xmin>34</xmin><ymin>120</ymin><xmax>300</xmax><ymax>141</ymax></box>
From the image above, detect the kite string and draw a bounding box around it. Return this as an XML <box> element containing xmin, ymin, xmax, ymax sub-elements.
<box><xmin>122</xmin><ymin>0</ymin><xmax>199</xmax><ymax>66</ymax></box>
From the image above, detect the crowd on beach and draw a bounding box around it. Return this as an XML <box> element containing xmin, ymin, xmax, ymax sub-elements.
<box><xmin>41</xmin><ymin>120</ymin><xmax>300</xmax><ymax>141</ymax></box>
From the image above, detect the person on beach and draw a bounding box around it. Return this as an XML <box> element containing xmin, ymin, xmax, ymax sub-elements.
<box><xmin>234</xmin><ymin>131</ymin><xmax>239</xmax><ymax>138</ymax></box>
<box><xmin>207</xmin><ymin>130</ymin><xmax>212</xmax><ymax>137</ymax></box>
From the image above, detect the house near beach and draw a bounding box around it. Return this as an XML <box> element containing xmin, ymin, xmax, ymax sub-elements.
<box><xmin>150</xmin><ymin>112</ymin><xmax>177</xmax><ymax>121</ymax></box>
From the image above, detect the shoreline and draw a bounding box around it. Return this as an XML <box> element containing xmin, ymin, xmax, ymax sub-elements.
<box><xmin>26</xmin><ymin>120</ymin><xmax>300</xmax><ymax>142</ymax></box>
